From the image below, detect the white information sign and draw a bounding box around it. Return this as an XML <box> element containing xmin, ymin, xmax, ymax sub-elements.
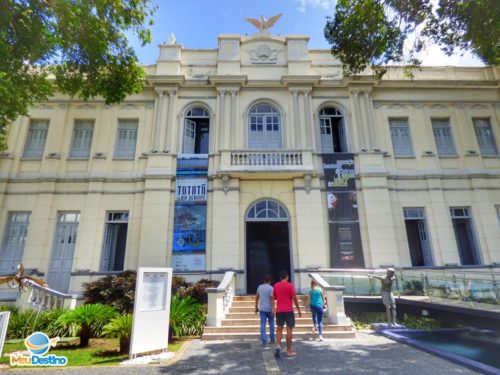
<box><xmin>0</xmin><ymin>311</ymin><xmax>10</xmax><ymax>358</ymax></box>
<box><xmin>130</xmin><ymin>267</ymin><xmax>172</xmax><ymax>357</ymax></box>
<box><xmin>172</xmin><ymin>254</ymin><xmax>205</xmax><ymax>271</ymax></box>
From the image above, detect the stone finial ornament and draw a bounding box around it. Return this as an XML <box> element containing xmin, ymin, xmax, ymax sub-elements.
<box><xmin>168</xmin><ymin>33</ymin><xmax>176</xmax><ymax>44</ymax></box>
<box><xmin>245</xmin><ymin>13</ymin><xmax>283</xmax><ymax>31</ymax></box>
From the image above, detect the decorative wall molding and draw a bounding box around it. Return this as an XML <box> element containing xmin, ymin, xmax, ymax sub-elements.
<box><xmin>247</xmin><ymin>44</ymin><xmax>281</xmax><ymax>64</ymax></box>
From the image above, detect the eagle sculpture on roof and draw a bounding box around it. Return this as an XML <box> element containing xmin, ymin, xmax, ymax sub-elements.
<box><xmin>0</xmin><ymin>264</ymin><xmax>48</xmax><ymax>291</ymax></box>
<box><xmin>245</xmin><ymin>13</ymin><xmax>283</xmax><ymax>31</ymax></box>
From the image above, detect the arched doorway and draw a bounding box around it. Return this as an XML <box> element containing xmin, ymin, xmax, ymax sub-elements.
<box><xmin>182</xmin><ymin>106</ymin><xmax>210</xmax><ymax>154</ymax></box>
<box><xmin>245</xmin><ymin>199</ymin><xmax>291</xmax><ymax>293</ymax></box>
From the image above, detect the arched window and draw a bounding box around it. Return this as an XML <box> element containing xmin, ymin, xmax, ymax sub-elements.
<box><xmin>183</xmin><ymin>106</ymin><xmax>210</xmax><ymax>154</ymax></box>
<box><xmin>246</xmin><ymin>200</ymin><xmax>288</xmax><ymax>221</ymax></box>
<box><xmin>248</xmin><ymin>103</ymin><xmax>282</xmax><ymax>149</ymax></box>
<box><xmin>319</xmin><ymin>106</ymin><xmax>347</xmax><ymax>153</ymax></box>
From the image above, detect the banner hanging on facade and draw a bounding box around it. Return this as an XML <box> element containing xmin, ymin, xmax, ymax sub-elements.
<box><xmin>323</xmin><ymin>153</ymin><xmax>365</xmax><ymax>268</ymax></box>
<box><xmin>172</xmin><ymin>155</ymin><xmax>208</xmax><ymax>271</ymax></box>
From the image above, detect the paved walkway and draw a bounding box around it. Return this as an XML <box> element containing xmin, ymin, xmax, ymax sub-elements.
<box><xmin>4</xmin><ymin>331</ymin><xmax>479</xmax><ymax>374</ymax></box>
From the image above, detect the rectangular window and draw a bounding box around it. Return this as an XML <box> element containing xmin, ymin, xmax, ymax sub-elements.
<box><xmin>113</xmin><ymin>120</ymin><xmax>138</xmax><ymax>159</ymax></box>
<box><xmin>0</xmin><ymin>212</ymin><xmax>31</xmax><ymax>273</ymax></box>
<box><xmin>432</xmin><ymin>118</ymin><xmax>457</xmax><ymax>156</ymax></box>
<box><xmin>473</xmin><ymin>118</ymin><xmax>498</xmax><ymax>156</ymax></box>
<box><xmin>450</xmin><ymin>207</ymin><xmax>481</xmax><ymax>265</ymax></box>
<box><xmin>389</xmin><ymin>118</ymin><xmax>414</xmax><ymax>156</ymax></box>
<box><xmin>69</xmin><ymin>120</ymin><xmax>94</xmax><ymax>159</ymax></box>
<box><xmin>23</xmin><ymin>120</ymin><xmax>49</xmax><ymax>159</ymax></box>
<box><xmin>100</xmin><ymin>211</ymin><xmax>129</xmax><ymax>271</ymax></box>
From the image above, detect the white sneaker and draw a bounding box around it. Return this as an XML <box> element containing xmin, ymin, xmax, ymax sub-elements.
<box><xmin>318</xmin><ymin>335</ymin><xmax>324</xmax><ymax>341</ymax></box>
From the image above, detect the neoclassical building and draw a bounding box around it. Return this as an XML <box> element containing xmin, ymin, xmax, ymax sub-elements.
<box><xmin>1</xmin><ymin>29</ymin><xmax>499</xmax><ymax>297</ymax></box>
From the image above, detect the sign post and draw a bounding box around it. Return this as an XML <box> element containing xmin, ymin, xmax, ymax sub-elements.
<box><xmin>0</xmin><ymin>311</ymin><xmax>10</xmax><ymax>358</ymax></box>
<box><xmin>129</xmin><ymin>267</ymin><xmax>173</xmax><ymax>358</ymax></box>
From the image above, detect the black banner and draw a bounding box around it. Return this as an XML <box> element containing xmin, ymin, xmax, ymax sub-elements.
<box><xmin>323</xmin><ymin>153</ymin><xmax>365</xmax><ymax>268</ymax></box>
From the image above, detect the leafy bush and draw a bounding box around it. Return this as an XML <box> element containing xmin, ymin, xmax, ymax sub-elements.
<box><xmin>83</xmin><ymin>270</ymin><xmax>136</xmax><ymax>313</ymax></box>
<box><xmin>102</xmin><ymin>314</ymin><xmax>133</xmax><ymax>354</ymax></box>
<box><xmin>179</xmin><ymin>278</ymin><xmax>219</xmax><ymax>304</ymax></box>
<box><xmin>54</xmin><ymin>303</ymin><xmax>117</xmax><ymax>347</ymax></box>
<box><xmin>169</xmin><ymin>295</ymin><xmax>206</xmax><ymax>338</ymax></box>
<box><xmin>171</xmin><ymin>275</ymin><xmax>189</xmax><ymax>296</ymax></box>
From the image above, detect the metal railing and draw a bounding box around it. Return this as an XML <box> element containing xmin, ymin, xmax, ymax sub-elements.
<box><xmin>316</xmin><ymin>268</ymin><xmax>500</xmax><ymax>308</ymax></box>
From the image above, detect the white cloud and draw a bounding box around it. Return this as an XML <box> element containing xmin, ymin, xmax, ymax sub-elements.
<box><xmin>295</xmin><ymin>0</ymin><xmax>336</xmax><ymax>13</ymax></box>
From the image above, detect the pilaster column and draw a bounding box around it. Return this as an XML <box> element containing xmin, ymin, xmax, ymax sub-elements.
<box><xmin>229</xmin><ymin>90</ymin><xmax>238</xmax><ymax>149</ymax></box>
<box><xmin>303</xmin><ymin>89</ymin><xmax>313</xmax><ymax>148</ymax></box>
<box><xmin>217</xmin><ymin>89</ymin><xmax>226</xmax><ymax>152</ymax></box>
<box><xmin>291</xmin><ymin>90</ymin><xmax>301</xmax><ymax>148</ymax></box>
<box><xmin>164</xmin><ymin>89</ymin><xmax>176</xmax><ymax>152</ymax></box>
<box><xmin>152</xmin><ymin>90</ymin><xmax>164</xmax><ymax>152</ymax></box>
<box><xmin>363</xmin><ymin>91</ymin><xmax>377</xmax><ymax>150</ymax></box>
<box><xmin>351</xmin><ymin>90</ymin><xmax>367</xmax><ymax>151</ymax></box>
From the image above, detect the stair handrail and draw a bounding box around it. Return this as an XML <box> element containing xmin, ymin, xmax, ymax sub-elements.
<box><xmin>22</xmin><ymin>278</ymin><xmax>78</xmax><ymax>310</ymax></box>
<box><xmin>206</xmin><ymin>271</ymin><xmax>236</xmax><ymax>327</ymax></box>
<box><xmin>309</xmin><ymin>273</ymin><xmax>350</xmax><ymax>325</ymax></box>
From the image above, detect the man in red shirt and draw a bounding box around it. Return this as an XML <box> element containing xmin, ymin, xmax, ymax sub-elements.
<box><xmin>272</xmin><ymin>270</ymin><xmax>302</xmax><ymax>358</ymax></box>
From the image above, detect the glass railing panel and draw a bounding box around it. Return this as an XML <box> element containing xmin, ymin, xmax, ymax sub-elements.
<box><xmin>467</xmin><ymin>279</ymin><xmax>499</xmax><ymax>305</ymax></box>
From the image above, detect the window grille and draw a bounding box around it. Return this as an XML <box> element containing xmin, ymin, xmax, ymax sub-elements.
<box><xmin>69</xmin><ymin>120</ymin><xmax>94</xmax><ymax>159</ymax></box>
<box><xmin>432</xmin><ymin>119</ymin><xmax>457</xmax><ymax>156</ymax></box>
<box><xmin>246</xmin><ymin>200</ymin><xmax>288</xmax><ymax>221</ymax></box>
<box><xmin>473</xmin><ymin>118</ymin><xmax>498</xmax><ymax>156</ymax></box>
<box><xmin>389</xmin><ymin>118</ymin><xmax>414</xmax><ymax>157</ymax></box>
<box><xmin>23</xmin><ymin>120</ymin><xmax>49</xmax><ymax>159</ymax></box>
<box><xmin>114</xmin><ymin>120</ymin><xmax>138</xmax><ymax>159</ymax></box>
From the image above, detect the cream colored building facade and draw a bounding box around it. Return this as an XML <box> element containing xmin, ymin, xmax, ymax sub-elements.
<box><xmin>1</xmin><ymin>30</ymin><xmax>499</xmax><ymax>297</ymax></box>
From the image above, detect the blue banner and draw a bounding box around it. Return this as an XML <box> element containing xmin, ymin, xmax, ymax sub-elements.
<box><xmin>172</xmin><ymin>156</ymin><xmax>208</xmax><ymax>271</ymax></box>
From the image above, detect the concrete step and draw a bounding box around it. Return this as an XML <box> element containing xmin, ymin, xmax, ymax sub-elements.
<box><xmin>221</xmin><ymin>317</ymin><xmax>328</xmax><ymax>326</ymax></box>
<box><xmin>233</xmin><ymin>295</ymin><xmax>309</xmax><ymax>302</ymax></box>
<box><xmin>204</xmin><ymin>324</ymin><xmax>353</xmax><ymax>334</ymax></box>
<box><xmin>228</xmin><ymin>306</ymin><xmax>307</xmax><ymax>313</ymax></box>
<box><xmin>225</xmin><ymin>312</ymin><xmax>314</xmax><ymax>319</ymax></box>
<box><xmin>202</xmin><ymin>330</ymin><xmax>356</xmax><ymax>341</ymax></box>
<box><xmin>232</xmin><ymin>301</ymin><xmax>309</xmax><ymax>308</ymax></box>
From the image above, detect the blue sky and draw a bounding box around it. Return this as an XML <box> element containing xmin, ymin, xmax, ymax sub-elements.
<box><xmin>128</xmin><ymin>0</ymin><xmax>482</xmax><ymax>67</ymax></box>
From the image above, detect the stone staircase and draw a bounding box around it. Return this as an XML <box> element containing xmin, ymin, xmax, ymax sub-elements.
<box><xmin>202</xmin><ymin>295</ymin><xmax>355</xmax><ymax>340</ymax></box>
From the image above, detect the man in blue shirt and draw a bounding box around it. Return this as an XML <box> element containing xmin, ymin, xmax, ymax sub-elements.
<box><xmin>255</xmin><ymin>275</ymin><xmax>275</xmax><ymax>346</ymax></box>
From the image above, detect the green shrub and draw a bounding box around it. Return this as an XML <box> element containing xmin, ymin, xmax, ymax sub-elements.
<box><xmin>171</xmin><ymin>275</ymin><xmax>189</xmax><ymax>296</ymax></box>
<box><xmin>179</xmin><ymin>278</ymin><xmax>219</xmax><ymax>304</ymax></box>
<box><xmin>54</xmin><ymin>303</ymin><xmax>117</xmax><ymax>347</ymax></box>
<box><xmin>102</xmin><ymin>314</ymin><xmax>133</xmax><ymax>354</ymax></box>
<box><xmin>169</xmin><ymin>295</ymin><xmax>205</xmax><ymax>338</ymax></box>
<box><xmin>83</xmin><ymin>270</ymin><xmax>136</xmax><ymax>313</ymax></box>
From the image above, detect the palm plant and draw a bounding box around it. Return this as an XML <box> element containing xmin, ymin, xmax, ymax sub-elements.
<box><xmin>169</xmin><ymin>295</ymin><xmax>205</xmax><ymax>339</ymax></box>
<box><xmin>54</xmin><ymin>303</ymin><xmax>117</xmax><ymax>347</ymax></box>
<box><xmin>102</xmin><ymin>314</ymin><xmax>133</xmax><ymax>354</ymax></box>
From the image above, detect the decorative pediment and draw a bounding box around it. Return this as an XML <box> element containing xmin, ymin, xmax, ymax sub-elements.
<box><xmin>247</xmin><ymin>44</ymin><xmax>282</xmax><ymax>64</ymax></box>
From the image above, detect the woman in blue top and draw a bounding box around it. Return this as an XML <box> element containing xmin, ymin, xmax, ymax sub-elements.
<box><xmin>308</xmin><ymin>280</ymin><xmax>326</xmax><ymax>341</ymax></box>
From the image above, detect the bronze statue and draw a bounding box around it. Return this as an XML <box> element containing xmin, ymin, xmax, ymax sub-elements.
<box><xmin>245</xmin><ymin>13</ymin><xmax>283</xmax><ymax>31</ymax></box>
<box><xmin>368</xmin><ymin>268</ymin><xmax>399</xmax><ymax>327</ymax></box>
<box><xmin>0</xmin><ymin>264</ymin><xmax>47</xmax><ymax>291</ymax></box>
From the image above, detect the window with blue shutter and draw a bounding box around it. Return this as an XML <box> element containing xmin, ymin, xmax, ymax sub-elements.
<box><xmin>432</xmin><ymin>118</ymin><xmax>457</xmax><ymax>156</ymax></box>
<box><xmin>248</xmin><ymin>104</ymin><xmax>282</xmax><ymax>149</ymax></box>
<box><xmin>23</xmin><ymin>120</ymin><xmax>49</xmax><ymax>159</ymax></box>
<box><xmin>69</xmin><ymin>120</ymin><xmax>94</xmax><ymax>159</ymax></box>
<box><xmin>114</xmin><ymin>120</ymin><xmax>138</xmax><ymax>159</ymax></box>
<box><xmin>473</xmin><ymin>118</ymin><xmax>498</xmax><ymax>156</ymax></box>
<box><xmin>389</xmin><ymin>118</ymin><xmax>414</xmax><ymax>157</ymax></box>
<box><xmin>0</xmin><ymin>212</ymin><xmax>31</xmax><ymax>273</ymax></box>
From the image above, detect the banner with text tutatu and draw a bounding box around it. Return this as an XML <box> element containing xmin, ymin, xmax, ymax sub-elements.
<box><xmin>323</xmin><ymin>153</ymin><xmax>365</xmax><ymax>268</ymax></box>
<box><xmin>172</xmin><ymin>155</ymin><xmax>208</xmax><ymax>271</ymax></box>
